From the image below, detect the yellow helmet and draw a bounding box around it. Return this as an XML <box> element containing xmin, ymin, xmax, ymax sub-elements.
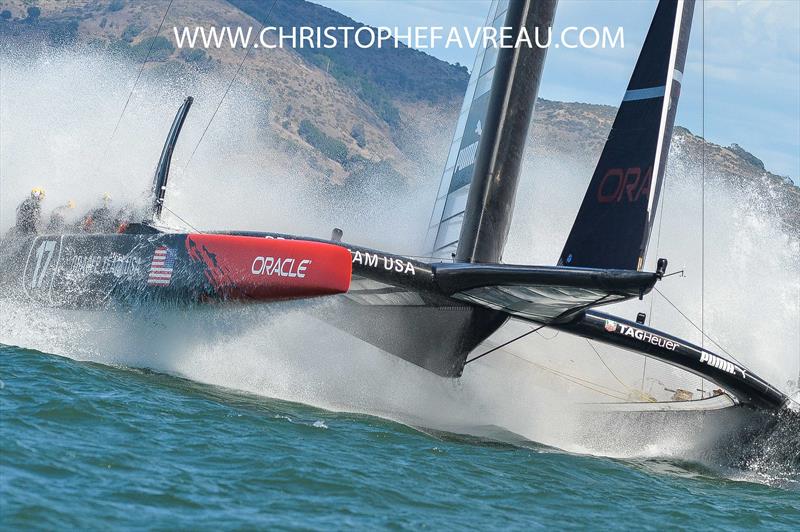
<box><xmin>102</xmin><ymin>192</ymin><xmax>112</xmax><ymax>205</ymax></box>
<box><xmin>66</xmin><ymin>200</ymin><xmax>76</xmax><ymax>209</ymax></box>
<box><xmin>31</xmin><ymin>187</ymin><xmax>45</xmax><ymax>201</ymax></box>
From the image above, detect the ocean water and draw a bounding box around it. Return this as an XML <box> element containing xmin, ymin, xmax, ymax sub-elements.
<box><xmin>2</xmin><ymin>45</ymin><xmax>799</xmax><ymax>530</ymax></box>
<box><xmin>2</xmin><ymin>344</ymin><xmax>798</xmax><ymax>529</ymax></box>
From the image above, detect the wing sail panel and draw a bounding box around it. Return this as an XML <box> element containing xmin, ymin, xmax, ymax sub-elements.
<box><xmin>424</xmin><ymin>0</ymin><xmax>508</xmax><ymax>259</ymax></box>
<box><xmin>559</xmin><ymin>0</ymin><xmax>695</xmax><ymax>270</ymax></box>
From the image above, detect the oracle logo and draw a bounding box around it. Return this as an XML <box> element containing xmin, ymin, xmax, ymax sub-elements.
<box><xmin>596</xmin><ymin>166</ymin><xmax>652</xmax><ymax>204</ymax></box>
<box><xmin>251</xmin><ymin>256</ymin><xmax>311</xmax><ymax>278</ymax></box>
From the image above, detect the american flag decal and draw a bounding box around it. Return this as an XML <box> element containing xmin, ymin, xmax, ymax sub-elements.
<box><xmin>148</xmin><ymin>246</ymin><xmax>176</xmax><ymax>286</ymax></box>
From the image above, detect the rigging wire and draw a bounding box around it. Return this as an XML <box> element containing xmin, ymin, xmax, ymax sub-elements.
<box><xmin>161</xmin><ymin>205</ymin><xmax>203</xmax><ymax>233</ymax></box>
<box><xmin>642</xmin><ymin>161</ymin><xmax>670</xmax><ymax>389</ymax></box>
<box><xmin>463</xmin><ymin>326</ymin><xmax>631</xmax><ymax>401</ymax></box>
<box><xmin>586</xmin><ymin>340</ymin><xmax>653</xmax><ymax>401</ymax></box>
<box><xmin>144</xmin><ymin>0</ymin><xmax>276</xmax><ymax>231</ymax></box>
<box><xmin>89</xmin><ymin>0</ymin><xmax>174</xmax><ymax>189</ymax></box>
<box><xmin>86</xmin><ymin>0</ymin><xmax>187</xmax><ymax>225</ymax></box>
<box><xmin>466</xmin><ymin>335</ymin><xmax>630</xmax><ymax>400</ymax></box>
<box><xmin>501</xmin><ymin>350</ymin><xmax>630</xmax><ymax>401</ymax></box>
<box><xmin>401</xmin><ymin>254</ymin><xmax>458</xmax><ymax>262</ymax></box>
<box><xmin>107</xmin><ymin>0</ymin><xmax>175</xmax><ymax>144</ymax></box>
<box><xmin>700</xmin><ymin>1</ymin><xmax>707</xmax><ymax>397</ymax></box>
<box><xmin>465</xmin><ymin>324</ymin><xmax>547</xmax><ymax>365</ymax></box>
<box><xmin>654</xmin><ymin>287</ymin><xmax>745</xmax><ymax>367</ymax></box>
<box><xmin>183</xmin><ymin>0</ymin><xmax>279</xmax><ymax>171</ymax></box>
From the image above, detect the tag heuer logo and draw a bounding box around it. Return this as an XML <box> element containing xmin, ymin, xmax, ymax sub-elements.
<box><xmin>604</xmin><ymin>320</ymin><xmax>617</xmax><ymax>332</ymax></box>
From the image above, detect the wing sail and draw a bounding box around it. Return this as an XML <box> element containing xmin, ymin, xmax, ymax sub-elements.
<box><xmin>559</xmin><ymin>0</ymin><xmax>695</xmax><ymax>270</ymax></box>
<box><xmin>423</xmin><ymin>0</ymin><xmax>508</xmax><ymax>260</ymax></box>
<box><xmin>425</xmin><ymin>0</ymin><xmax>557</xmax><ymax>263</ymax></box>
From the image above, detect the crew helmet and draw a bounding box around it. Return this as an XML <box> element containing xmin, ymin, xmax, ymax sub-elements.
<box><xmin>31</xmin><ymin>187</ymin><xmax>45</xmax><ymax>201</ymax></box>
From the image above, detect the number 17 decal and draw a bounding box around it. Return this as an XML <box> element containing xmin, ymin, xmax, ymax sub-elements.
<box><xmin>30</xmin><ymin>239</ymin><xmax>57</xmax><ymax>289</ymax></box>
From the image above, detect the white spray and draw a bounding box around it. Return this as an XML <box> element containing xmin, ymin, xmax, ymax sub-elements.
<box><xmin>1</xmin><ymin>49</ymin><xmax>798</xmax><ymax>467</ymax></box>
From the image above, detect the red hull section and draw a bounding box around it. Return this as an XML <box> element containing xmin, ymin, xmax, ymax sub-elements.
<box><xmin>185</xmin><ymin>234</ymin><xmax>351</xmax><ymax>301</ymax></box>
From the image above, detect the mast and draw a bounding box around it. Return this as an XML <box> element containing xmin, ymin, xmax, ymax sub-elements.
<box><xmin>455</xmin><ymin>0</ymin><xmax>557</xmax><ymax>263</ymax></box>
<box><xmin>424</xmin><ymin>0</ymin><xmax>557</xmax><ymax>263</ymax></box>
<box><xmin>151</xmin><ymin>96</ymin><xmax>193</xmax><ymax>222</ymax></box>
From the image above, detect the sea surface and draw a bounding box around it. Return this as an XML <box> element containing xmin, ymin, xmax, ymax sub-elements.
<box><xmin>1</xmin><ymin>344</ymin><xmax>799</xmax><ymax>530</ymax></box>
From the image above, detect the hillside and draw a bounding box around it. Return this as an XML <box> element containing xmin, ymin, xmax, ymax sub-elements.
<box><xmin>0</xmin><ymin>0</ymin><xmax>468</xmax><ymax>183</ymax></box>
<box><xmin>1</xmin><ymin>0</ymin><xmax>796</xmax><ymax>229</ymax></box>
<box><xmin>230</xmin><ymin>0</ymin><xmax>470</xmax><ymax>105</ymax></box>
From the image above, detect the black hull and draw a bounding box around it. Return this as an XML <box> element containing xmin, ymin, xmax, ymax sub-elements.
<box><xmin>0</xmin><ymin>232</ymin><xmax>351</xmax><ymax>308</ymax></box>
<box><xmin>1</xmin><ymin>231</ymin><xmax>792</xmax><ymax>414</ymax></box>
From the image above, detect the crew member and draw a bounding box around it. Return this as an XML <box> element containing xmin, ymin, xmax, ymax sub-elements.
<box><xmin>46</xmin><ymin>200</ymin><xmax>76</xmax><ymax>232</ymax></box>
<box><xmin>81</xmin><ymin>193</ymin><xmax>114</xmax><ymax>233</ymax></box>
<box><xmin>113</xmin><ymin>204</ymin><xmax>135</xmax><ymax>233</ymax></box>
<box><xmin>14</xmin><ymin>187</ymin><xmax>46</xmax><ymax>235</ymax></box>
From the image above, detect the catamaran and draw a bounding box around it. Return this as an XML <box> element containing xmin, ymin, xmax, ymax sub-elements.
<box><xmin>1</xmin><ymin>0</ymin><xmax>795</xmax><ymax>445</ymax></box>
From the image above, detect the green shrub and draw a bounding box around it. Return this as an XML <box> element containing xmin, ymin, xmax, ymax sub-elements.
<box><xmin>121</xmin><ymin>22</ymin><xmax>143</xmax><ymax>42</ymax></box>
<box><xmin>180</xmin><ymin>48</ymin><xmax>207</xmax><ymax>63</ymax></box>
<box><xmin>133</xmin><ymin>35</ymin><xmax>174</xmax><ymax>61</ymax></box>
<box><xmin>48</xmin><ymin>19</ymin><xmax>80</xmax><ymax>45</ymax></box>
<box><xmin>25</xmin><ymin>6</ymin><xmax>41</xmax><ymax>23</ymax></box>
<box><xmin>299</xmin><ymin>120</ymin><xmax>348</xmax><ymax>164</ymax></box>
<box><xmin>350</xmin><ymin>123</ymin><xmax>366</xmax><ymax>148</ymax></box>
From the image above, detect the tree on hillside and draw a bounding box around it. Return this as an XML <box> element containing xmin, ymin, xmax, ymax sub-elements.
<box><xmin>122</xmin><ymin>22</ymin><xmax>144</xmax><ymax>42</ymax></box>
<box><xmin>49</xmin><ymin>19</ymin><xmax>81</xmax><ymax>45</ymax></box>
<box><xmin>350</xmin><ymin>123</ymin><xmax>366</xmax><ymax>148</ymax></box>
<box><xmin>299</xmin><ymin>120</ymin><xmax>349</xmax><ymax>164</ymax></box>
<box><xmin>25</xmin><ymin>6</ymin><xmax>41</xmax><ymax>23</ymax></box>
<box><xmin>133</xmin><ymin>36</ymin><xmax>175</xmax><ymax>61</ymax></box>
